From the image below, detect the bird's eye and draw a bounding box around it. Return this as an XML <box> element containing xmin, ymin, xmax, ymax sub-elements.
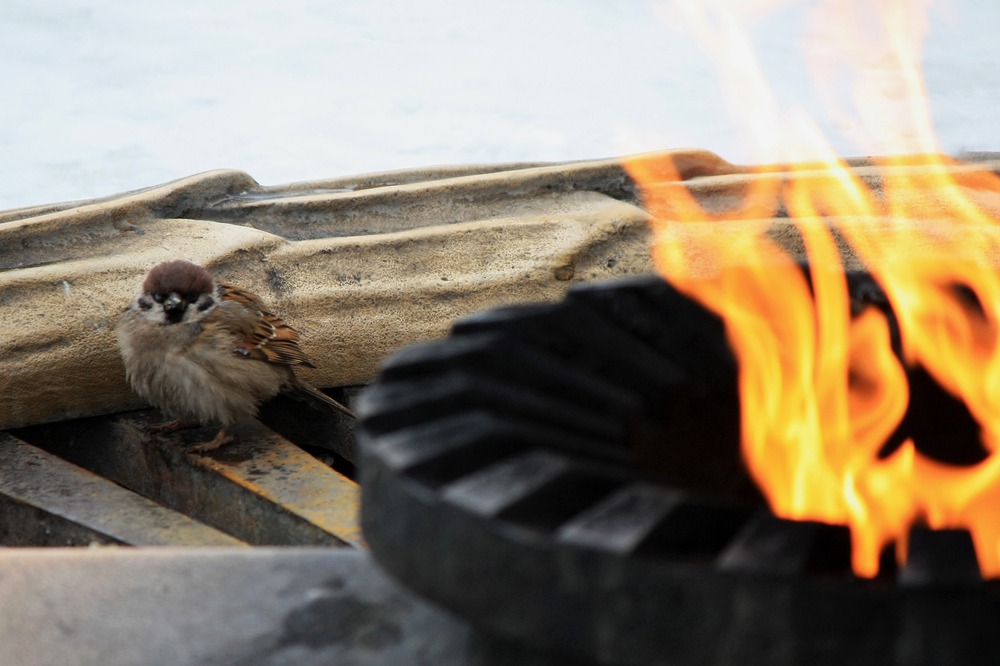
<box><xmin>185</xmin><ymin>292</ymin><xmax>200</xmax><ymax>303</ymax></box>
<box><xmin>152</xmin><ymin>293</ymin><xmax>165</xmax><ymax>303</ymax></box>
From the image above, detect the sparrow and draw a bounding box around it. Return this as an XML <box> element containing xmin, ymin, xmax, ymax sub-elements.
<box><xmin>117</xmin><ymin>259</ymin><xmax>353</xmax><ymax>452</ymax></box>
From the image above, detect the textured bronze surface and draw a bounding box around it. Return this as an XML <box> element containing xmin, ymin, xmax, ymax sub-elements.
<box><xmin>0</xmin><ymin>158</ymin><xmax>658</xmax><ymax>430</ymax></box>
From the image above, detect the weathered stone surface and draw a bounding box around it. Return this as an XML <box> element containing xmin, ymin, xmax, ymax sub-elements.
<box><xmin>7</xmin><ymin>149</ymin><xmax>1000</xmax><ymax>432</ymax></box>
<box><xmin>0</xmin><ymin>547</ymin><xmax>586</xmax><ymax>665</ymax></box>
<box><xmin>0</xmin><ymin>548</ymin><xmax>476</xmax><ymax>666</ymax></box>
<box><xmin>0</xmin><ymin>158</ymin><xmax>657</xmax><ymax>429</ymax></box>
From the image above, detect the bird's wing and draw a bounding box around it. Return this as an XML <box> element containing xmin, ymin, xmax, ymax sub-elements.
<box><xmin>214</xmin><ymin>281</ymin><xmax>317</xmax><ymax>367</ymax></box>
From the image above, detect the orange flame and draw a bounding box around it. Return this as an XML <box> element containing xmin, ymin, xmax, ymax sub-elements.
<box><xmin>626</xmin><ymin>0</ymin><xmax>1000</xmax><ymax>577</ymax></box>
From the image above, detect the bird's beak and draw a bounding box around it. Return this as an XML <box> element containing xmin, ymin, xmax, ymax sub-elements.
<box><xmin>163</xmin><ymin>293</ymin><xmax>185</xmax><ymax>313</ymax></box>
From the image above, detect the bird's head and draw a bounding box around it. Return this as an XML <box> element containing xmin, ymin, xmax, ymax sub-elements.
<box><xmin>136</xmin><ymin>260</ymin><xmax>217</xmax><ymax>325</ymax></box>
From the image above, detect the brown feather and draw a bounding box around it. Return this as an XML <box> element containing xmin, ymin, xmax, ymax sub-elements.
<box><xmin>216</xmin><ymin>281</ymin><xmax>317</xmax><ymax>368</ymax></box>
<box><xmin>143</xmin><ymin>260</ymin><xmax>214</xmax><ymax>296</ymax></box>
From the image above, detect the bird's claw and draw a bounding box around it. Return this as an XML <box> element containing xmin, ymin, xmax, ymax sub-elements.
<box><xmin>187</xmin><ymin>427</ymin><xmax>233</xmax><ymax>454</ymax></box>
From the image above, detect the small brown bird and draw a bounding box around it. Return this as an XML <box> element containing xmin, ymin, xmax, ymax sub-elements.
<box><xmin>117</xmin><ymin>259</ymin><xmax>353</xmax><ymax>452</ymax></box>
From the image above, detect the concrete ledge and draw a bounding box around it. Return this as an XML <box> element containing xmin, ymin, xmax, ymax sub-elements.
<box><xmin>0</xmin><ymin>548</ymin><xmax>486</xmax><ymax>665</ymax></box>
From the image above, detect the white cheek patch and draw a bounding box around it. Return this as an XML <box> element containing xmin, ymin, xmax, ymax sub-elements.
<box><xmin>132</xmin><ymin>301</ymin><xmax>169</xmax><ymax>326</ymax></box>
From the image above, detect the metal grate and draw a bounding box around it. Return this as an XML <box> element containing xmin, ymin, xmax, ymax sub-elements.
<box><xmin>0</xmin><ymin>387</ymin><xmax>363</xmax><ymax>548</ymax></box>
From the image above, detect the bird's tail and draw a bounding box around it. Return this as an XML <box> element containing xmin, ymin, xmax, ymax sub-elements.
<box><xmin>289</xmin><ymin>379</ymin><xmax>356</xmax><ymax>418</ymax></box>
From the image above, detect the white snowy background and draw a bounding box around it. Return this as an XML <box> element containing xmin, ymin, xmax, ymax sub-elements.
<box><xmin>0</xmin><ymin>0</ymin><xmax>997</xmax><ymax>209</ymax></box>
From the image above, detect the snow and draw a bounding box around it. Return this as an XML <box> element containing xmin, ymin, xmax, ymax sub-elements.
<box><xmin>0</xmin><ymin>0</ymin><xmax>998</xmax><ymax>209</ymax></box>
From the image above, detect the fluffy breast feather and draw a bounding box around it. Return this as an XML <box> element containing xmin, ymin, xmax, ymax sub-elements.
<box><xmin>117</xmin><ymin>306</ymin><xmax>291</xmax><ymax>425</ymax></box>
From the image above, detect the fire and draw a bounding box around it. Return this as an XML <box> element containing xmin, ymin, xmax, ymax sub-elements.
<box><xmin>625</xmin><ymin>0</ymin><xmax>1000</xmax><ymax>577</ymax></box>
